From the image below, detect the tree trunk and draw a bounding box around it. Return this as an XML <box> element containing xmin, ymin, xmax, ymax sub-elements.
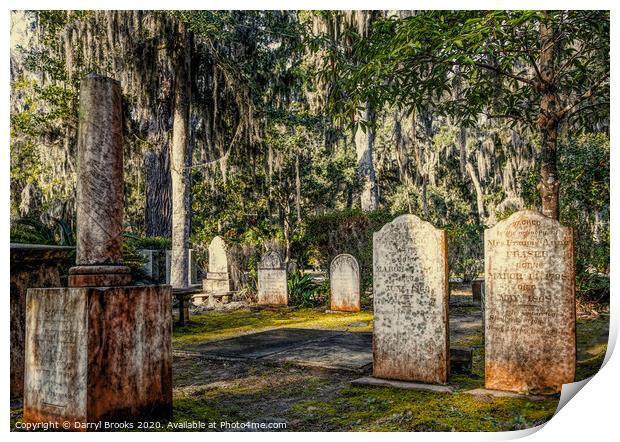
<box><xmin>144</xmin><ymin>146</ymin><xmax>172</xmax><ymax>237</ymax></box>
<box><xmin>466</xmin><ymin>161</ymin><xmax>486</xmax><ymax>224</ymax></box>
<box><xmin>355</xmin><ymin>101</ymin><xmax>378</xmax><ymax>211</ymax></box>
<box><xmin>170</xmin><ymin>25</ymin><xmax>191</xmax><ymax>288</ymax></box>
<box><xmin>295</xmin><ymin>153</ymin><xmax>301</xmax><ymax>221</ymax></box>
<box><xmin>537</xmin><ymin>12</ymin><xmax>560</xmax><ymax>220</ymax></box>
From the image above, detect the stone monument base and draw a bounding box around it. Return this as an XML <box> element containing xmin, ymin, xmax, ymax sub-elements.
<box><xmin>203</xmin><ymin>272</ymin><xmax>231</xmax><ymax>293</ymax></box>
<box><xmin>24</xmin><ymin>285</ymin><xmax>172</xmax><ymax>430</ymax></box>
<box><xmin>351</xmin><ymin>376</ymin><xmax>453</xmax><ymax>393</ymax></box>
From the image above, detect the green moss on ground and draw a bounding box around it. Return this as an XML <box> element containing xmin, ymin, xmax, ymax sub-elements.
<box><xmin>292</xmin><ymin>386</ymin><xmax>557</xmax><ymax>431</ymax></box>
<box><xmin>575</xmin><ymin>314</ymin><xmax>609</xmax><ymax>381</ymax></box>
<box><xmin>10</xmin><ymin>308</ymin><xmax>609</xmax><ymax>432</ymax></box>
<box><xmin>173</xmin><ymin>308</ymin><xmax>374</xmax><ymax>345</ymax></box>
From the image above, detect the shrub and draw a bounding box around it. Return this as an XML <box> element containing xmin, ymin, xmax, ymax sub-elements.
<box><xmin>296</xmin><ymin>208</ymin><xmax>394</xmax><ymax>299</ymax></box>
<box><xmin>288</xmin><ymin>270</ymin><xmax>324</xmax><ymax>308</ymax></box>
<box><xmin>446</xmin><ymin>222</ymin><xmax>484</xmax><ymax>282</ymax></box>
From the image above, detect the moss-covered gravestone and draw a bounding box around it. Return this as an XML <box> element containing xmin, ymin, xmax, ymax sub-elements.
<box><xmin>372</xmin><ymin>214</ymin><xmax>449</xmax><ymax>385</ymax></box>
<box><xmin>485</xmin><ymin>210</ymin><xmax>575</xmax><ymax>394</ymax></box>
<box><xmin>329</xmin><ymin>254</ymin><xmax>360</xmax><ymax>312</ymax></box>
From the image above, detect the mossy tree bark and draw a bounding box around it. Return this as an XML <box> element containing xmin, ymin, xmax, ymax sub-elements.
<box><xmin>536</xmin><ymin>13</ymin><xmax>560</xmax><ymax>220</ymax></box>
<box><xmin>355</xmin><ymin>102</ymin><xmax>378</xmax><ymax>212</ymax></box>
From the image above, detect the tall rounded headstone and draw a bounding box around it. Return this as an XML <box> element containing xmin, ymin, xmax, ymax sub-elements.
<box><xmin>201</xmin><ymin>236</ymin><xmax>231</xmax><ymax>305</ymax></box>
<box><xmin>257</xmin><ymin>251</ymin><xmax>288</xmax><ymax>306</ymax></box>
<box><xmin>330</xmin><ymin>254</ymin><xmax>360</xmax><ymax>312</ymax></box>
<box><xmin>208</xmin><ymin>236</ymin><xmax>228</xmax><ymax>273</ymax></box>
<box><xmin>484</xmin><ymin>210</ymin><xmax>575</xmax><ymax>394</ymax></box>
<box><xmin>373</xmin><ymin>214</ymin><xmax>449</xmax><ymax>384</ymax></box>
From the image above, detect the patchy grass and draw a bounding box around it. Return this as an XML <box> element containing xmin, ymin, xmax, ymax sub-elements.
<box><xmin>10</xmin><ymin>307</ymin><xmax>609</xmax><ymax>432</ymax></box>
<box><xmin>173</xmin><ymin>308</ymin><xmax>374</xmax><ymax>345</ymax></box>
<box><xmin>291</xmin><ymin>386</ymin><xmax>557</xmax><ymax>431</ymax></box>
<box><xmin>575</xmin><ymin>314</ymin><xmax>609</xmax><ymax>381</ymax></box>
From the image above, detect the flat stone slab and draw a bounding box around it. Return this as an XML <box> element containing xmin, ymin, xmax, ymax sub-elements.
<box><xmin>464</xmin><ymin>388</ymin><xmax>551</xmax><ymax>401</ymax></box>
<box><xmin>181</xmin><ymin>324</ymin><xmax>478</xmax><ymax>374</ymax></box>
<box><xmin>351</xmin><ymin>376</ymin><xmax>454</xmax><ymax>393</ymax></box>
<box><xmin>182</xmin><ymin>328</ymin><xmax>372</xmax><ymax>371</ymax></box>
<box><xmin>262</xmin><ymin>331</ymin><xmax>373</xmax><ymax>372</ymax></box>
<box><xmin>185</xmin><ymin>328</ymin><xmax>340</xmax><ymax>360</ymax></box>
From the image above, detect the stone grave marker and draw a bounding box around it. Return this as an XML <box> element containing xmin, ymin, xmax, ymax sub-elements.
<box><xmin>373</xmin><ymin>214</ymin><xmax>449</xmax><ymax>384</ymax></box>
<box><xmin>24</xmin><ymin>74</ymin><xmax>172</xmax><ymax>429</ymax></box>
<box><xmin>329</xmin><ymin>254</ymin><xmax>361</xmax><ymax>312</ymax></box>
<box><xmin>257</xmin><ymin>251</ymin><xmax>288</xmax><ymax>306</ymax></box>
<box><xmin>200</xmin><ymin>236</ymin><xmax>232</xmax><ymax>305</ymax></box>
<box><xmin>484</xmin><ymin>210</ymin><xmax>575</xmax><ymax>394</ymax></box>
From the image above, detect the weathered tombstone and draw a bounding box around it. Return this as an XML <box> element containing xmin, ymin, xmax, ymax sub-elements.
<box><xmin>200</xmin><ymin>236</ymin><xmax>231</xmax><ymax>305</ymax></box>
<box><xmin>24</xmin><ymin>74</ymin><xmax>172</xmax><ymax>429</ymax></box>
<box><xmin>329</xmin><ymin>254</ymin><xmax>361</xmax><ymax>312</ymax></box>
<box><xmin>257</xmin><ymin>251</ymin><xmax>288</xmax><ymax>306</ymax></box>
<box><xmin>484</xmin><ymin>210</ymin><xmax>575</xmax><ymax>394</ymax></box>
<box><xmin>373</xmin><ymin>214</ymin><xmax>449</xmax><ymax>384</ymax></box>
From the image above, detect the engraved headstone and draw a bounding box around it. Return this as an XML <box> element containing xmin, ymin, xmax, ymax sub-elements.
<box><xmin>330</xmin><ymin>254</ymin><xmax>360</xmax><ymax>312</ymax></box>
<box><xmin>24</xmin><ymin>74</ymin><xmax>172</xmax><ymax>429</ymax></box>
<box><xmin>208</xmin><ymin>236</ymin><xmax>228</xmax><ymax>273</ymax></box>
<box><xmin>373</xmin><ymin>214</ymin><xmax>449</xmax><ymax>384</ymax></box>
<box><xmin>484</xmin><ymin>210</ymin><xmax>575</xmax><ymax>394</ymax></box>
<box><xmin>257</xmin><ymin>251</ymin><xmax>288</xmax><ymax>306</ymax></box>
<box><xmin>200</xmin><ymin>236</ymin><xmax>231</xmax><ymax>305</ymax></box>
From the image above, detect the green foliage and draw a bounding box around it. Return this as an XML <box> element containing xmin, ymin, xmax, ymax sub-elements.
<box><xmin>318</xmin><ymin>11</ymin><xmax>609</xmax><ymax>131</ymax></box>
<box><xmin>446</xmin><ymin>223</ymin><xmax>484</xmax><ymax>282</ymax></box>
<box><xmin>522</xmin><ymin>133</ymin><xmax>610</xmax><ymax>300</ymax></box>
<box><xmin>122</xmin><ymin>240</ymin><xmax>146</xmax><ymax>279</ymax></box>
<box><xmin>125</xmin><ymin>234</ymin><xmax>172</xmax><ymax>251</ymax></box>
<box><xmin>10</xmin><ymin>216</ymin><xmax>58</xmax><ymax>245</ymax></box>
<box><xmin>298</xmin><ymin>209</ymin><xmax>394</xmax><ymax>297</ymax></box>
<box><xmin>56</xmin><ymin>218</ymin><xmax>75</xmax><ymax>246</ymax></box>
<box><xmin>287</xmin><ymin>270</ymin><xmax>323</xmax><ymax>308</ymax></box>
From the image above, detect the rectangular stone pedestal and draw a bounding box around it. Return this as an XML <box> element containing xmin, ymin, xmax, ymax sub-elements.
<box><xmin>24</xmin><ymin>285</ymin><xmax>172</xmax><ymax>429</ymax></box>
<box><xmin>203</xmin><ymin>272</ymin><xmax>231</xmax><ymax>294</ymax></box>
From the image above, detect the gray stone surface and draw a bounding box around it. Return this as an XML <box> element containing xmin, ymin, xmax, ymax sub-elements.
<box><xmin>74</xmin><ymin>74</ymin><xmax>124</xmax><ymax>267</ymax></box>
<box><xmin>262</xmin><ymin>332</ymin><xmax>372</xmax><ymax>371</ymax></box>
<box><xmin>166</xmin><ymin>249</ymin><xmax>198</xmax><ymax>285</ymax></box>
<box><xmin>373</xmin><ymin>214</ymin><xmax>449</xmax><ymax>384</ymax></box>
<box><xmin>202</xmin><ymin>237</ymin><xmax>232</xmax><ymax>304</ymax></box>
<box><xmin>10</xmin><ymin>244</ymin><xmax>74</xmax><ymax>399</ymax></box>
<box><xmin>257</xmin><ymin>251</ymin><xmax>288</xmax><ymax>306</ymax></box>
<box><xmin>330</xmin><ymin>254</ymin><xmax>360</xmax><ymax>312</ymax></box>
<box><xmin>181</xmin><ymin>325</ymin><xmax>475</xmax><ymax>374</ymax></box>
<box><xmin>182</xmin><ymin>328</ymin><xmax>372</xmax><ymax>372</ymax></box>
<box><xmin>485</xmin><ymin>210</ymin><xmax>575</xmax><ymax>394</ymax></box>
<box><xmin>351</xmin><ymin>376</ymin><xmax>454</xmax><ymax>393</ymax></box>
<box><xmin>185</xmin><ymin>328</ymin><xmax>340</xmax><ymax>359</ymax></box>
<box><xmin>24</xmin><ymin>285</ymin><xmax>172</xmax><ymax>427</ymax></box>
<box><xmin>208</xmin><ymin>236</ymin><xmax>228</xmax><ymax>273</ymax></box>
